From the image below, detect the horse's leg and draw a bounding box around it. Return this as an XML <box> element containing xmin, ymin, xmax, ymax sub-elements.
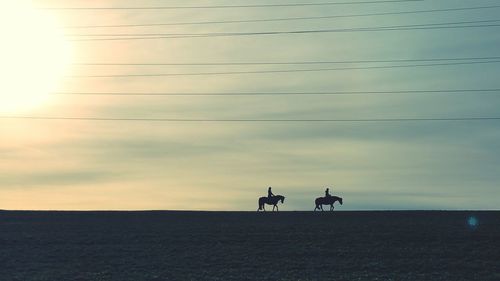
<box><xmin>276</xmin><ymin>204</ymin><xmax>279</xmax><ymax>212</ymax></box>
<box><xmin>330</xmin><ymin>204</ymin><xmax>334</xmax><ymax>211</ymax></box>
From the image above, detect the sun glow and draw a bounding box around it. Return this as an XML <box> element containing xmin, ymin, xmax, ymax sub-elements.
<box><xmin>0</xmin><ymin>1</ymin><xmax>72</xmax><ymax>113</ymax></box>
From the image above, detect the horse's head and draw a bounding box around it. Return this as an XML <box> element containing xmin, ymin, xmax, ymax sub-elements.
<box><xmin>338</xmin><ymin>197</ymin><xmax>343</xmax><ymax>205</ymax></box>
<box><xmin>279</xmin><ymin>195</ymin><xmax>285</xmax><ymax>204</ymax></box>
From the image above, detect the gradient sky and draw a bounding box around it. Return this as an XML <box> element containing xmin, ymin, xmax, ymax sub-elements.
<box><xmin>1</xmin><ymin>0</ymin><xmax>500</xmax><ymax>210</ymax></box>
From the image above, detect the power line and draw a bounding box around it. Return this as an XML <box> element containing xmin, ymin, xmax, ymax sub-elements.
<box><xmin>43</xmin><ymin>0</ymin><xmax>423</xmax><ymax>10</ymax></box>
<box><xmin>52</xmin><ymin>89</ymin><xmax>500</xmax><ymax>97</ymax></box>
<box><xmin>74</xmin><ymin>56</ymin><xmax>500</xmax><ymax>66</ymax></box>
<box><xmin>70</xmin><ymin>22</ymin><xmax>500</xmax><ymax>41</ymax></box>
<box><xmin>67</xmin><ymin>60</ymin><xmax>500</xmax><ymax>78</ymax></box>
<box><xmin>68</xmin><ymin>19</ymin><xmax>500</xmax><ymax>37</ymax></box>
<box><xmin>2</xmin><ymin>116</ymin><xmax>500</xmax><ymax>123</ymax></box>
<box><xmin>65</xmin><ymin>5</ymin><xmax>500</xmax><ymax>28</ymax></box>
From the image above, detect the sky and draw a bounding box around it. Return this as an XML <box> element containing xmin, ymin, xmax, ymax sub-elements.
<box><xmin>1</xmin><ymin>0</ymin><xmax>499</xmax><ymax>210</ymax></box>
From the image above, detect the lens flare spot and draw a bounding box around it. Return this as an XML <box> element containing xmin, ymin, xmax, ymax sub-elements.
<box><xmin>467</xmin><ymin>216</ymin><xmax>479</xmax><ymax>229</ymax></box>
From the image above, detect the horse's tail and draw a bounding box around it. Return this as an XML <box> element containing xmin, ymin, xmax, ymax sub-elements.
<box><xmin>314</xmin><ymin>197</ymin><xmax>322</xmax><ymax>211</ymax></box>
<box><xmin>257</xmin><ymin>198</ymin><xmax>262</xmax><ymax>211</ymax></box>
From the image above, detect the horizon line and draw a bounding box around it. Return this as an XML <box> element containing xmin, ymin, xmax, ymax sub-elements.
<box><xmin>1</xmin><ymin>209</ymin><xmax>498</xmax><ymax>212</ymax></box>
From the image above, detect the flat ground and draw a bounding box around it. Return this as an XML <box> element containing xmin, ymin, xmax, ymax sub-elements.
<box><xmin>0</xmin><ymin>211</ymin><xmax>499</xmax><ymax>281</ymax></box>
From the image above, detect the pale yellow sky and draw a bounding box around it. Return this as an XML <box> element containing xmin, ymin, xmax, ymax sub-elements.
<box><xmin>1</xmin><ymin>0</ymin><xmax>500</xmax><ymax>210</ymax></box>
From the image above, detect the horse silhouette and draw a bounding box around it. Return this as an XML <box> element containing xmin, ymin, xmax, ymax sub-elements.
<box><xmin>314</xmin><ymin>196</ymin><xmax>343</xmax><ymax>211</ymax></box>
<box><xmin>257</xmin><ymin>195</ymin><xmax>285</xmax><ymax>212</ymax></box>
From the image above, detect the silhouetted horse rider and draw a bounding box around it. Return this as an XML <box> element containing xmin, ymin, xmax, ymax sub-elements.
<box><xmin>315</xmin><ymin>187</ymin><xmax>343</xmax><ymax>211</ymax></box>
<box><xmin>268</xmin><ymin>187</ymin><xmax>274</xmax><ymax>199</ymax></box>
<box><xmin>325</xmin><ymin>187</ymin><xmax>332</xmax><ymax>198</ymax></box>
<box><xmin>258</xmin><ymin>187</ymin><xmax>285</xmax><ymax>211</ymax></box>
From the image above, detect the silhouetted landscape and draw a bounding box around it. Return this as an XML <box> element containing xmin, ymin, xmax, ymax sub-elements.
<box><xmin>1</xmin><ymin>211</ymin><xmax>498</xmax><ymax>281</ymax></box>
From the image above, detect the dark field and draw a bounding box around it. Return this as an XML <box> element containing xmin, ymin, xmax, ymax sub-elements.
<box><xmin>0</xmin><ymin>211</ymin><xmax>499</xmax><ymax>281</ymax></box>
